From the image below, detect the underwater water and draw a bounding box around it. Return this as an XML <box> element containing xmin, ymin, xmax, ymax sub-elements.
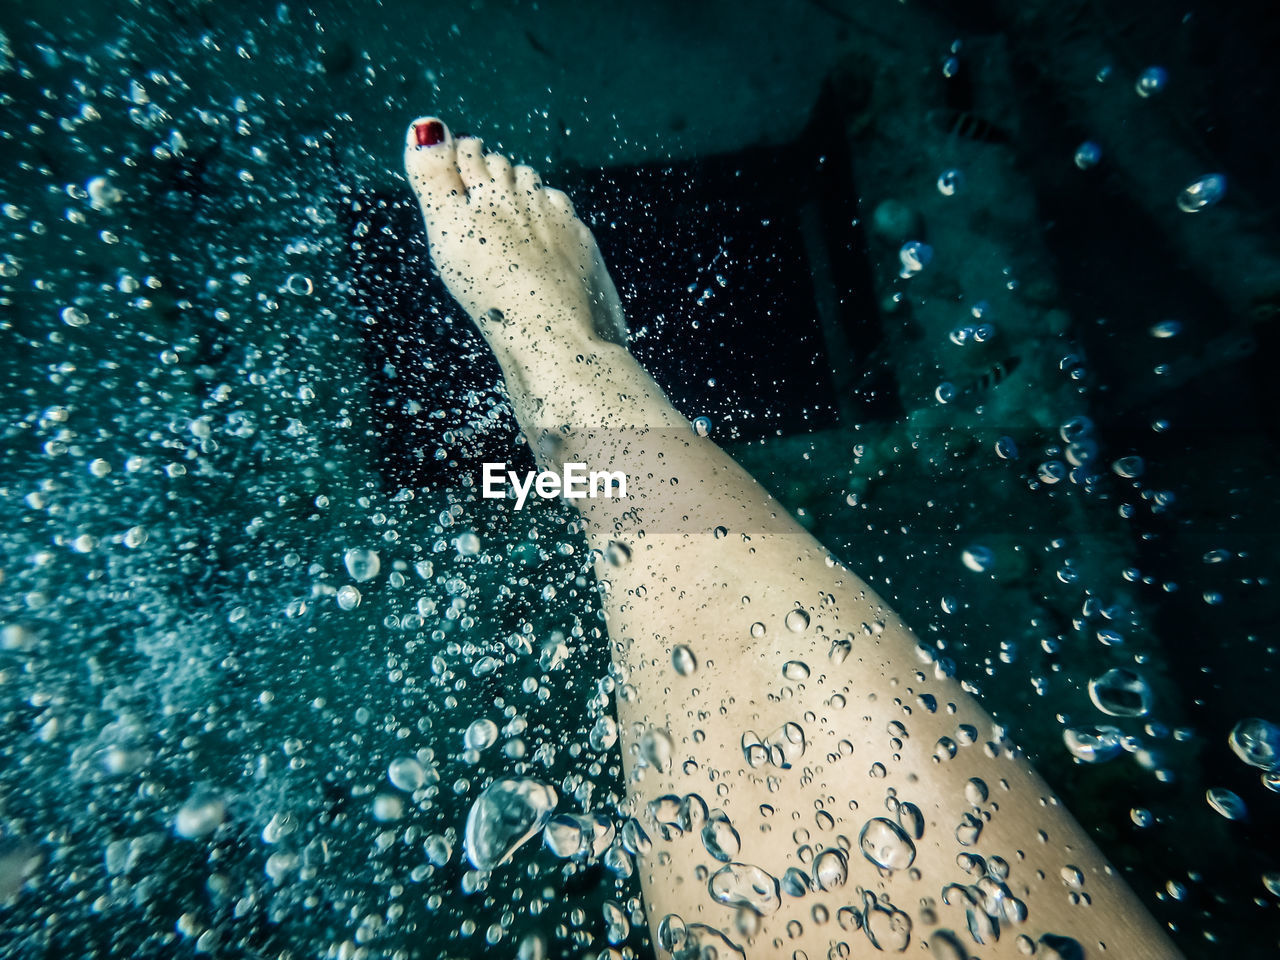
<box><xmin>2</xmin><ymin>0</ymin><xmax>1279</xmax><ymax>958</ymax></box>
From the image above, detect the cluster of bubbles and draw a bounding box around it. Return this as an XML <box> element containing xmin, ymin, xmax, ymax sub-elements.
<box><xmin>1077</xmin><ymin>62</ymin><xmax>1228</xmax><ymax>213</ymax></box>
<box><xmin>0</xmin><ymin>9</ymin><xmax>653</xmax><ymax>955</ymax></box>
<box><xmin>948</xmin><ymin>321</ymin><xmax>996</xmax><ymax>347</ymax></box>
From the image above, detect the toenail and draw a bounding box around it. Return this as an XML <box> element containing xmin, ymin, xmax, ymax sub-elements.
<box><xmin>413</xmin><ymin>120</ymin><xmax>445</xmax><ymax>147</ymax></box>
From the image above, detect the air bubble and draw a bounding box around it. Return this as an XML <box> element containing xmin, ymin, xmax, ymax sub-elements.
<box><xmin>343</xmin><ymin>547</ymin><xmax>381</xmax><ymax>582</ymax></box>
<box><xmin>702</xmin><ymin>811</ymin><xmax>741</xmax><ymax>862</ymax></box>
<box><xmin>174</xmin><ymin>794</ymin><xmax>225</xmax><ymax>838</ymax></box>
<box><xmin>964</xmin><ymin>777</ymin><xmax>989</xmax><ymax>805</ymax></box>
<box><xmin>424</xmin><ymin>833</ymin><xmax>452</xmax><ymax>866</ymax></box>
<box><xmin>896</xmin><ymin>802</ymin><xmax>924</xmax><ymax>840</ymax></box>
<box><xmin>285</xmin><ymin>273</ymin><xmax>314</xmax><ymax>295</ymax></box>
<box><xmin>1112</xmin><ymin>456</ymin><xmax>1144</xmax><ymax>478</ymax></box>
<box><xmin>784</xmin><ymin>608</ymin><xmax>811</xmax><ymax>633</ymax></box>
<box><xmin>1177</xmin><ymin>174</ymin><xmax>1226</xmax><ymax>213</ymax></box>
<box><xmin>858</xmin><ymin>818</ymin><xmax>916</xmax><ymax>870</ymax></box>
<box><xmin>1060</xmin><ymin>416</ymin><xmax>1094</xmax><ymax>443</ymax></box>
<box><xmin>1074</xmin><ymin>141</ymin><xmax>1102</xmax><ymax>169</ymax></box>
<box><xmin>1037</xmin><ymin>461</ymin><xmax>1067</xmax><ymax>484</ymax></box>
<box><xmin>1088</xmin><ymin>668</ymin><xmax>1153</xmax><ymax>718</ymax></box>
<box><xmin>463</xmin><ymin>778</ymin><xmax>558</xmax><ymax>871</ymax></box>
<box><xmin>1063</xmin><ymin>725</ymin><xmax>1124</xmax><ymax>763</ymax></box>
<box><xmin>1206</xmin><ymin>787</ymin><xmax>1247</xmax><ymax>820</ymax></box>
<box><xmin>464</xmin><ymin>718</ymin><xmax>499</xmax><ymax>750</ymax></box>
<box><xmin>863</xmin><ymin>892</ymin><xmax>912</xmax><ymax>951</ymax></box>
<box><xmin>829</xmin><ymin>635</ymin><xmax>852</xmax><ymax>664</ymax></box>
<box><xmin>1135</xmin><ymin>65</ymin><xmax>1168</xmax><ymax>97</ymax></box>
<box><xmin>899</xmin><ymin>241</ymin><xmax>933</xmax><ymax>278</ymax></box>
<box><xmin>955</xmin><ymin>812</ymin><xmax>983</xmax><ymax>846</ymax></box>
<box><xmin>388</xmin><ymin>757</ymin><xmax>426</xmax><ymax>791</ymax></box>
<box><xmin>782</xmin><ymin>660</ymin><xmax>810</xmax><ymax>681</ymax></box>
<box><xmin>936</xmin><ymin>169</ymin><xmax>964</xmax><ymax>196</ymax></box>
<box><xmin>813</xmin><ymin>848</ymin><xmax>849</xmax><ymax>889</ymax></box>
<box><xmin>335</xmin><ymin>585</ymin><xmax>361</xmax><ymax>610</ymax></box>
<box><xmin>961</xmin><ymin>545</ymin><xmax>995</xmax><ymax>573</ymax></box>
<box><xmin>1228</xmin><ymin>718</ymin><xmax>1280</xmax><ymax>770</ymax></box>
<box><xmin>708</xmin><ymin>862</ymin><xmax>781</xmax><ymax>915</ymax></box>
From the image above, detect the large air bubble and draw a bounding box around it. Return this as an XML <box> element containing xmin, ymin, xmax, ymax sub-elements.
<box><xmin>463</xmin><ymin>778</ymin><xmax>558</xmax><ymax>871</ymax></box>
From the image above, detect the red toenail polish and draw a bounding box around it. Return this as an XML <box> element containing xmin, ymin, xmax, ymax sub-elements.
<box><xmin>414</xmin><ymin>120</ymin><xmax>445</xmax><ymax>147</ymax></box>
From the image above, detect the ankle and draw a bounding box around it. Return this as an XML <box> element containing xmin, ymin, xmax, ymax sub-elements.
<box><xmin>501</xmin><ymin>345</ymin><xmax>688</xmax><ymax>436</ymax></box>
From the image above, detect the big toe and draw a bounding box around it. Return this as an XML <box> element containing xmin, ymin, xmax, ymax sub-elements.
<box><xmin>404</xmin><ymin>116</ymin><xmax>464</xmax><ymax>205</ymax></box>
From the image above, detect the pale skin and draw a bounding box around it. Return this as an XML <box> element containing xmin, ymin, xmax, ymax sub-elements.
<box><xmin>403</xmin><ymin>117</ymin><xmax>1183</xmax><ymax>960</ymax></box>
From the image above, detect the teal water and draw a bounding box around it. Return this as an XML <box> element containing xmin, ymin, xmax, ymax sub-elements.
<box><xmin>2</xmin><ymin>1</ymin><xmax>1279</xmax><ymax>957</ymax></box>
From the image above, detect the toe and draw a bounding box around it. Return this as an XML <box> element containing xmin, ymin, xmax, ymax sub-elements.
<box><xmin>544</xmin><ymin>187</ymin><xmax>576</xmax><ymax>216</ymax></box>
<box><xmin>455</xmin><ymin>137</ymin><xmax>490</xmax><ymax>192</ymax></box>
<box><xmin>404</xmin><ymin>116</ymin><xmax>464</xmax><ymax>202</ymax></box>
<box><xmin>485</xmin><ymin>152</ymin><xmax>516</xmax><ymax>188</ymax></box>
<box><xmin>514</xmin><ymin>164</ymin><xmax>543</xmax><ymax>197</ymax></box>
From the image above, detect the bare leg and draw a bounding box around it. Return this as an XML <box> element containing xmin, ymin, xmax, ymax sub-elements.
<box><xmin>403</xmin><ymin>118</ymin><xmax>1182</xmax><ymax>960</ymax></box>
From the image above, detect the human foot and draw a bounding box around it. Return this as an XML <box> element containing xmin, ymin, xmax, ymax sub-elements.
<box><xmin>403</xmin><ymin>116</ymin><xmax>627</xmax><ymax>352</ymax></box>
